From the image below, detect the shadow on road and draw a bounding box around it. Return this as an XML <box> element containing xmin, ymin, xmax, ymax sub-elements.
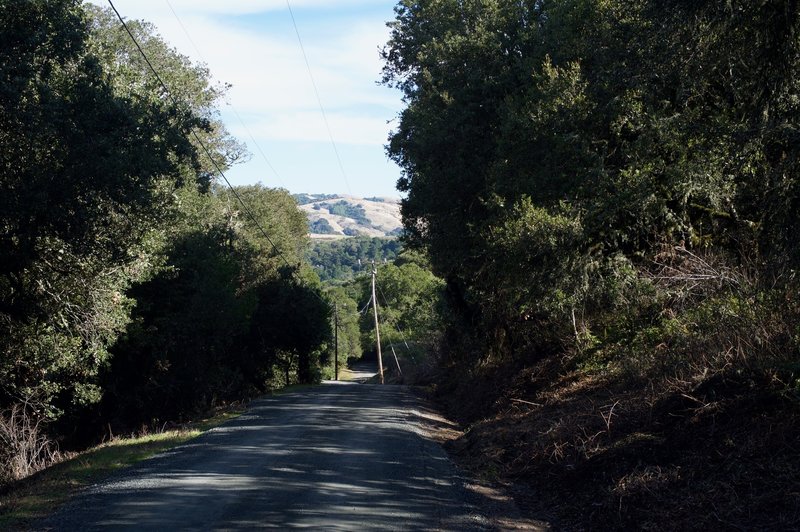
<box><xmin>40</xmin><ymin>383</ymin><xmax>548</xmax><ymax>530</ymax></box>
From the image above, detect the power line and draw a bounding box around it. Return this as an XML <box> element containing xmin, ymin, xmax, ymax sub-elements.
<box><xmin>376</xmin><ymin>281</ymin><xmax>409</xmax><ymax>349</ymax></box>
<box><xmin>230</xmin><ymin>107</ymin><xmax>287</xmax><ymax>189</ymax></box>
<box><xmin>285</xmin><ymin>0</ymin><xmax>353</xmax><ymax>195</ymax></box>
<box><xmin>375</xmin><ymin>279</ymin><xmax>416</xmax><ymax>363</ymax></box>
<box><xmin>355</xmin><ymin>259</ymin><xmax>413</xmax><ymax>351</ymax></box>
<box><xmin>372</xmin><ymin>275</ymin><xmax>407</xmax><ymax>374</ymax></box>
<box><xmin>358</xmin><ymin>295</ymin><xmax>373</xmax><ymax>315</ymax></box>
<box><xmin>106</xmin><ymin>0</ymin><xmax>329</xmax><ymax>308</ymax></box>
<box><xmin>164</xmin><ymin>0</ymin><xmax>287</xmax><ymax>189</ymax></box>
<box><xmin>374</xmin><ymin>273</ymin><xmax>416</xmax><ymax>364</ymax></box>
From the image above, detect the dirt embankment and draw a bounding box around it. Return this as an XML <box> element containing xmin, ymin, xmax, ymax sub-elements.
<box><xmin>408</xmin><ymin>355</ymin><xmax>800</xmax><ymax>531</ymax></box>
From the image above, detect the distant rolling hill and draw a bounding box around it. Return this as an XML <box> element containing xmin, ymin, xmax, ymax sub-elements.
<box><xmin>294</xmin><ymin>194</ymin><xmax>403</xmax><ymax>239</ymax></box>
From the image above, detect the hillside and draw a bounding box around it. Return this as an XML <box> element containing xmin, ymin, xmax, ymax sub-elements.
<box><xmin>295</xmin><ymin>194</ymin><xmax>402</xmax><ymax>239</ymax></box>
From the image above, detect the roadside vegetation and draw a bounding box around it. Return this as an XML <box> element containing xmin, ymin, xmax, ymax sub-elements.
<box><xmin>4</xmin><ymin>0</ymin><xmax>799</xmax><ymax>529</ymax></box>
<box><xmin>0</xmin><ymin>0</ymin><xmax>332</xmax><ymax>492</ymax></box>
<box><xmin>0</xmin><ymin>406</ymin><xmax>242</xmax><ymax>530</ymax></box>
<box><xmin>383</xmin><ymin>0</ymin><xmax>800</xmax><ymax>528</ymax></box>
<box><xmin>320</xmin><ymin>248</ymin><xmax>445</xmax><ymax>381</ymax></box>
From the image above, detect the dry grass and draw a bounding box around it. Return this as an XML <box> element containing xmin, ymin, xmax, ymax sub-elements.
<box><xmin>442</xmin><ymin>361</ymin><xmax>800</xmax><ymax>530</ymax></box>
<box><xmin>0</xmin><ymin>405</ymin><xmax>244</xmax><ymax>530</ymax></box>
<box><xmin>418</xmin><ymin>247</ymin><xmax>800</xmax><ymax>529</ymax></box>
<box><xmin>0</xmin><ymin>405</ymin><xmax>62</xmax><ymax>487</ymax></box>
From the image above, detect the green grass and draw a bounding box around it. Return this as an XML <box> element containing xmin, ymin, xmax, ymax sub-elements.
<box><xmin>0</xmin><ymin>408</ymin><xmax>243</xmax><ymax>530</ymax></box>
<box><xmin>338</xmin><ymin>367</ymin><xmax>357</xmax><ymax>381</ymax></box>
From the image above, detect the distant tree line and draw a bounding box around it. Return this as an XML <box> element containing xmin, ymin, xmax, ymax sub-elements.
<box><xmin>307</xmin><ymin>237</ymin><xmax>402</xmax><ymax>282</ymax></box>
<box><xmin>0</xmin><ymin>0</ymin><xmax>332</xmax><ymax>480</ymax></box>
<box><xmin>312</xmin><ymin>201</ymin><xmax>371</xmax><ymax>227</ymax></box>
<box><xmin>293</xmin><ymin>193</ymin><xmax>339</xmax><ymax>206</ymax></box>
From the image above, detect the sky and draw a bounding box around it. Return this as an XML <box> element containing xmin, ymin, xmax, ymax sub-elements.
<box><xmin>87</xmin><ymin>0</ymin><xmax>404</xmax><ymax>197</ymax></box>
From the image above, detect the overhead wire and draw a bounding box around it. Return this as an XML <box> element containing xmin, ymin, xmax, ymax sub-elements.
<box><xmin>374</xmin><ymin>269</ymin><xmax>416</xmax><ymax>365</ymax></box>
<box><xmin>106</xmin><ymin>0</ymin><xmax>329</xmax><ymax>308</ymax></box>
<box><xmin>285</xmin><ymin>0</ymin><xmax>353</xmax><ymax>195</ymax></box>
<box><xmin>164</xmin><ymin>0</ymin><xmax>287</xmax><ymax>189</ymax></box>
<box><xmin>358</xmin><ymin>295</ymin><xmax>373</xmax><ymax>316</ymax></box>
<box><xmin>376</xmin><ymin>281</ymin><xmax>412</xmax><ymax>353</ymax></box>
<box><xmin>374</xmin><ymin>280</ymin><xmax>405</xmax><ymax>374</ymax></box>
<box><xmin>355</xmin><ymin>260</ymin><xmax>412</xmax><ymax>352</ymax></box>
<box><xmin>112</xmin><ymin>0</ymin><xmax>414</xmax><ymax>343</ymax></box>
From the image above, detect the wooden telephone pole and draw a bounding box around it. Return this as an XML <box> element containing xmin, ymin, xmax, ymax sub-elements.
<box><xmin>371</xmin><ymin>261</ymin><xmax>385</xmax><ymax>384</ymax></box>
<box><xmin>334</xmin><ymin>303</ymin><xmax>339</xmax><ymax>381</ymax></box>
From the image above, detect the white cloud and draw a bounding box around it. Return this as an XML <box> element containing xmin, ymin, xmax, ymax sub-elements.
<box><xmin>89</xmin><ymin>0</ymin><xmax>399</xmax><ymax>138</ymax></box>
<box><xmin>98</xmin><ymin>0</ymin><xmax>382</xmax><ymax>16</ymax></box>
<box><xmin>179</xmin><ymin>18</ymin><xmax>396</xmax><ymax>112</ymax></box>
<box><xmin>84</xmin><ymin>0</ymin><xmax>403</xmax><ymax>195</ymax></box>
<box><xmin>235</xmin><ymin>111</ymin><xmax>392</xmax><ymax>146</ymax></box>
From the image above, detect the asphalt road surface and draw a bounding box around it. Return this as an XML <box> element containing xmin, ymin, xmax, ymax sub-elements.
<box><xmin>41</xmin><ymin>375</ymin><xmax>504</xmax><ymax>530</ymax></box>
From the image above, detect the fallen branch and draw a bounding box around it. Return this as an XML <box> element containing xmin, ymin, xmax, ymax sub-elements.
<box><xmin>511</xmin><ymin>398</ymin><xmax>543</xmax><ymax>407</ymax></box>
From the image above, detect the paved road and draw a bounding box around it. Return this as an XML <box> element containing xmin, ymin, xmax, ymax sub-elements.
<box><xmin>41</xmin><ymin>379</ymin><xmax>499</xmax><ymax>530</ymax></box>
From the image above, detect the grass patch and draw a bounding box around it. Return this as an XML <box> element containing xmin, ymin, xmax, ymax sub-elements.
<box><xmin>0</xmin><ymin>406</ymin><xmax>244</xmax><ymax>531</ymax></box>
<box><xmin>337</xmin><ymin>367</ymin><xmax>356</xmax><ymax>381</ymax></box>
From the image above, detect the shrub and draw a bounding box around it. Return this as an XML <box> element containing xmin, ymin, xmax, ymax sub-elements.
<box><xmin>0</xmin><ymin>404</ymin><xmax>61</xmax><ymax>486</ymax></box>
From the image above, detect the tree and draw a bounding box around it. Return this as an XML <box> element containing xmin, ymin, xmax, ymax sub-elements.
<box><xmin>307</xmin><ymin>237</ymin><xmax>402</xmax><ymax>282</ymax></box>
<box><xmin>351</xmin><ymin>253</ymin><xmax>444</xmax><ymax>361</ymax></box>
<box><xmin>324</xmin><ymin>286</ymin><xmax>363</xmax><ymax>374</ymax></box>
<box><xmin>0</xmin><ymin>1</ymin><xmax>334</xmax><ymax>470</ymax></box>
<box><xmin>382</xmin><ymin>0</ymin><xmax>800</xmax><ymax>363</ymax></box>
<box><xmin>232</xmin><ymin>185</ymin><xmax>310</xmax><ymax>286</ymax></box>
<box><xmin>102</xmin><ymin>183</ymin><xmax>329</xmax><ymax>426</ymax></box>
<box><xmin>85</xmin><ymin>5</ymin><xmax>248</xmax><ymax>184</ymax></box>
<box><xmin>0</xmin><ymin>0</ymin><xmax>199</xmax><ymax>418</ymax></box>
<box><xmin>247</xmin><ymin>267</ymin><xmax>331</xmax><ymax>386</ymax></box>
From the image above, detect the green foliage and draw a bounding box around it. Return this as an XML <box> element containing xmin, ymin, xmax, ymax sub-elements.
<box><xmin>0</xmin><ymin>1</ymin><xmax>332</xmax><ymax>457</ymax></box>
<box><xmin>382</xmin><ymin>0</ymin><xmax>800</xmax><ymax>375</ymax></box>
<box><xmin>309</xmin><ymin>218</ymin><xmax>337</xmax><ymax>234</ymax></box>
<box><xmin>86</xmin><ymin>4</ymin><xmax>247</xmax><ymax>181</ymax></box>
<box><xmin>381</xmin><ymin>3</ymin><xmax>800</xmax><ymax>527</ymax></box>
<box><xmin>353</xmin><ymin>253</ymin><xmax>445</xmax><ymax>362</ymax></box>
<box><xmin>102</xmin><ymin>190</ymin><xmax>249</xmax><ymax>423</ymax></box>
<box><xmin>307</xmin><ymin>237</ymin><xmax>402</xmax><ymax>282</ymax></box>
<box><xmin>321</xmin><ymin>287</ymin><xmax>363</xmax><ymax>379</ymax></box>
<box><xmin>230</xmin><ymin>185</ymin><xmax>310</xmax><ymax>283</ymax></box>
<box><xmin>487</xmin><ymin>198</ymin><xmax>586</xmax><ymax>317</ymax></box>
<box><xmin>321</xmin><ymin>201</ymin><xmax>370</xmax><ymax>226</ymax></box>
<box><xmin>245</xmin><ymin>267</ymin><xmax>331</xmax><ymax>387</ymax></box>
<box><xmin>0</xmin><ymin>0</ymin><xmax>196</xmax><ymax>417</ymax></box>
<box><xmin>102</xmin><ymin>185</ymin><xmax>329</xmax><ymax>427</ymax></box>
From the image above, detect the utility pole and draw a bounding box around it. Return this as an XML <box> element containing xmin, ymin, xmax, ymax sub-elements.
<box><xmin>371</xmin><ymin>261</ymin><xmax>385</xmax><ymax>384</ymax></box>
<box><xmin>334</xmin><ymin>303</ymin><xmax>339</xmax><ymax>381</ymax></box>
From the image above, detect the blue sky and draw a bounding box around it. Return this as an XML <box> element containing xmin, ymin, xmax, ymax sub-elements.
<box><xmin>88</xmin><ymin>0</ymin><xmax>404</xmax><ymax>197</ymax></box>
